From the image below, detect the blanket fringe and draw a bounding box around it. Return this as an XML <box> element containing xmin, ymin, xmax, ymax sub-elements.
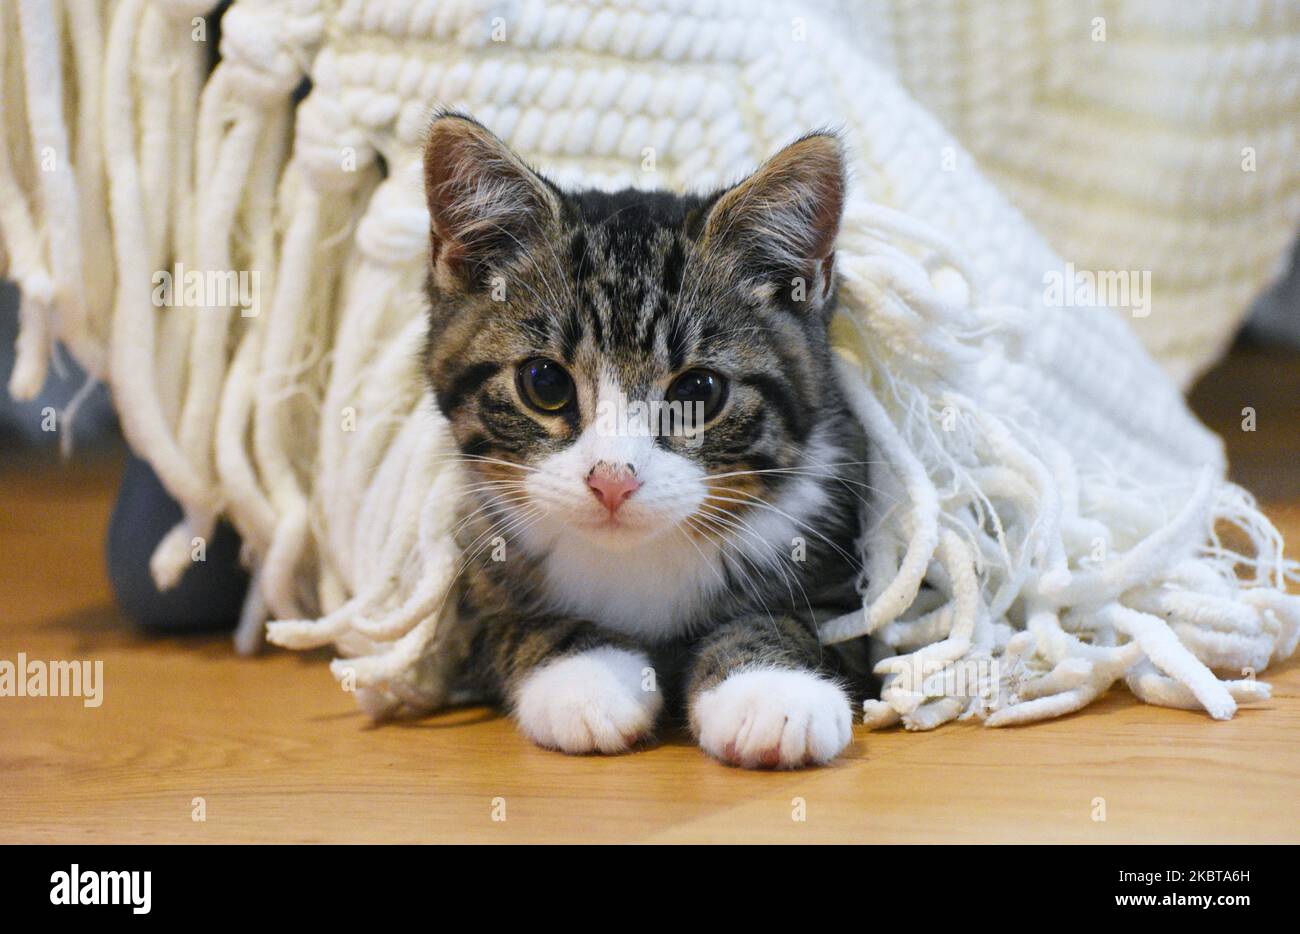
<box><xmin>834</xmin><ymin>203</ymin><xmax>1299</xmax><ymax>730</ymax></box>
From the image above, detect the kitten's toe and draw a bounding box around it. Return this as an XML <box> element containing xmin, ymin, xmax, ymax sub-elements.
<box><xmin>692</xmin><ymin>668</ymin><xmax>852</xmax><ymax>769</ymax></box>
<box><xmin>513</xmin><ymin>647</ymin><xmax>662</xmax><ymax>754</ymax></box>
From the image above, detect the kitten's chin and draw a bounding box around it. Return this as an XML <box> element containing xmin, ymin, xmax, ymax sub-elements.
<box><xmin>538</xmin><ymin>501</ymin><xmax>692</xmax><ymax>552</ymax></box>
<box><xmin>570</xmin><ymin>514</ymin><xmax>676</xmax><ymax>551</ymax></box>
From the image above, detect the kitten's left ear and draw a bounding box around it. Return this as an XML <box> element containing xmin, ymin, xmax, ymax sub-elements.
<box><xmin>699</xmin><ymin>132</ymin><xmax>845</xmax><ymax>306</ymax></box>
<box><xmin>424</xmin><ymin>113</ymin><xmax>561</xmax><ymax>293</ymax></box>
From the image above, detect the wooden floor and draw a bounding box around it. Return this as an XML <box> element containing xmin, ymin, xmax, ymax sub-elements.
<box><xmin>2</xmin><ymin>344</ymin><xmax>1299</xmax><ymax>843</ymax></box>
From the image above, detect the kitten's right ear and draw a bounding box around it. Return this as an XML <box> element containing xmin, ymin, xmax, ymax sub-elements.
<box><xmin>698</xmin><ymin>133</ymin><xmax>844</xmax><ymax>308</ymax></box>
<box><xmin>424</xmin><ymin>113</ymin><xmax>560</xmax><ymax>293</ymax></box>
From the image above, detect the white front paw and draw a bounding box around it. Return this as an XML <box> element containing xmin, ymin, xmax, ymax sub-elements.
<box><xmin>514</xmin><ymin>647</ymin><xmax>662</xmax><ymax>754</ymax></box>
<box><xmin>691</xmin><ymin>668</ymin><xmax>852</xmax><ymax>769</ymax></box>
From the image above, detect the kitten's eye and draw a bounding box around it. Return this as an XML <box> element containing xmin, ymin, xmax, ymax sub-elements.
<box><xmin>667</xmin><ymin>369</ymin><xmax>728</xmax><ymax>421</ymax></box>
<box><xmin>517</xmin><ymin>358</ymin><xmax>575</xmax><ymax>413</ymax></box>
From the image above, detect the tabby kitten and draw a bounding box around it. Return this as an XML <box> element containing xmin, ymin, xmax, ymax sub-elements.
<box><xmin>423</xmin><ymin>114</ymin><xmax>869</xmax><ymax>768</ymax></box>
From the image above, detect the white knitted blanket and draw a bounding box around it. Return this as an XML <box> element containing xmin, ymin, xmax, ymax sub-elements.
<box><xmin>3</xmin><ymin>0</ymin><xmax>1298</xmax><ymax>729</ymax></box>
<box><xmin>838</xmin><ymin>0</ymin><xmax>1300</xmax><ymax>386</ymax></box>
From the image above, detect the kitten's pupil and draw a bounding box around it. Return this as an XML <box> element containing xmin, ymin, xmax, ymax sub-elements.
<box><xmin>667</xmin><ymin>369</ymin><xmax>727</xmax><ymax>422</ymax></box>
<box><xmin>518</xmin><ymin>358</ymin><xmax>574</xmax><ymax>413</ymax></box>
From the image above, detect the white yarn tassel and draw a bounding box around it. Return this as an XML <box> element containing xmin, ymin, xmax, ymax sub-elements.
<box><xmin>15</xmin><ymin>0</ymin><xmax>88</xmax><ymax>386</ymax></box>
<box><xmin>249</xmin><ymin>92</ymin><xmax>377</xmax><ymax>626</ymax></box>
<box><xmin>0</xmin><ymin>2</ymin><xmax>53</xmax><ymax>400</ymax></box>
<box><xmin>160</xmin><ymin>0</ymin><xmax>322</xmax><ymax>591</ymax></box>
<box><xmin>103</xmin><ymin>0</ymin><xmax>219</xmax><ymax>525</ymax></box>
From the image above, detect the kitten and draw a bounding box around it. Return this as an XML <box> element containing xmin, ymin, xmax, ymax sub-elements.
<box><xmin>422</xmin><ymin>114</ymin><xmax>871</xmax><ymax>768</ymax></box>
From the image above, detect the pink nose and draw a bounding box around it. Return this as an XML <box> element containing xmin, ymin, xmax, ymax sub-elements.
<box><xmin>586</xmin><ymin>464</ymin><xmax>641</xmax><ymax>514</ymax></box>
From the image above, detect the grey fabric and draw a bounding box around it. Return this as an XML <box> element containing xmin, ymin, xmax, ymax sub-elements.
<box><xmin>0</xmin><ymin>279</ymin><xmax>117</xmax><ymax>449</ymax></box>
<box><xmin>106</xmin><ymin>454</ymin><xmax>246</xmax><ymax>632</ymax></box>
<box><xmin>1245</xmin><ymin>232</ymin><xmax>1300</xmax><ymax>347</ymax></box>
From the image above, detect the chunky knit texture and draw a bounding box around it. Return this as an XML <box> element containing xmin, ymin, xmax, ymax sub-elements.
<box><xmin>838</xmin><ymin>0</ymin><xmax>1300</xmax><ymax>385</ymax></box>
<box><xmin>2</xmin><ymin>0</ymin><xmax>1297</xmax><ymax>728</ymax></box>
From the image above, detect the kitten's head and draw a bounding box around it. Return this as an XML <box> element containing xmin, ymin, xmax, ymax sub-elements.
<box><xmin>423</xmin><ymin>113</ymin><xmax>846</xmax><ymax>560</ymax></box>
